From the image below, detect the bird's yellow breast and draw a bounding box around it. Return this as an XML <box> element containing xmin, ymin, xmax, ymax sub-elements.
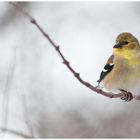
<box><xmin>113</xmin><ymin>48</ymin><xmax>140</xmax><ymax>62</ymax></box>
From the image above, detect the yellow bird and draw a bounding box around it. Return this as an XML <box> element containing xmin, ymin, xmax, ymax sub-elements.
<box><xmin>97</xmin><ymin>32</ymin><xmax>140</xmax><ymax>101</ymax></box>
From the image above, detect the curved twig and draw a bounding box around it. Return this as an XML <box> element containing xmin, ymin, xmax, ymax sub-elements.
<box><xmin>8</xmin><ymin>2</ymin><xmax>140</xmax><ymax>100</ymax></box>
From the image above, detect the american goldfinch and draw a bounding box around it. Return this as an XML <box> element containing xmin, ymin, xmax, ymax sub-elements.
<box><xmin>97</xmin><ymin>32</ymin><xmax>140</xmax><ymax>101</ymax></box>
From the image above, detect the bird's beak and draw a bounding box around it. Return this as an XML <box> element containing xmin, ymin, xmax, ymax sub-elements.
<box><xmin>113</xmin><ymin>42</ymin><xmax>122</xmax><ymax>48</ymax></box>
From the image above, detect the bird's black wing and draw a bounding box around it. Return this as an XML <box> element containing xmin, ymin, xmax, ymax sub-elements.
<box><xmin>97</xmin><ymin>55</ymin><xmax>114</xmax><ymax>84</ymax></box>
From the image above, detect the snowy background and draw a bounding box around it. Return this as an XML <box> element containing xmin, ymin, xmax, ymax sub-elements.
<box><xmin>0</xmin><ymin>1</ymin><xmax>140</xmax><ymax>138</ymax></box>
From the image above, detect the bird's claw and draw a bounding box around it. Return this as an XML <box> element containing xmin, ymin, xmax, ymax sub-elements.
<box><xmin>119</xmin><ymin>89</ymin><xmax>133</xmax><ymax>102</ymax></box>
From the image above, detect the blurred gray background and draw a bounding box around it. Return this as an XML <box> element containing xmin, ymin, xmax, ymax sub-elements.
<box><xmin>0</xmin><ymin>1</ymin><xmax>140</xmax><ymax>138</ymax></box>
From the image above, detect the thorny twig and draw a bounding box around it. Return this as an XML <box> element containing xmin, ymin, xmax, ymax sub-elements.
<box><xmin>9</xmin><ymin>2</ymin><xmax>140</xmax><ymax>100</ymax></box>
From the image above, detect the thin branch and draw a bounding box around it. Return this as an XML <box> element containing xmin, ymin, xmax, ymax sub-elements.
<box><xmin>1</xmin><ymin>47</ymin><xmax>17</xmax><ymax>136</ymax></box>
<box><xmin>8</xmin><ymin>2</ymin><xmax>140</xmax><ymax>100</ymax></box>
<box><xmin>22</xmin><ymin>95</ymin><xmax>34</xmax><ymax>137</ymax></box>
<box><xmin>0</xmin><ymin>127</ymin><xmax>33</xmax><ymax>138</ymax></box>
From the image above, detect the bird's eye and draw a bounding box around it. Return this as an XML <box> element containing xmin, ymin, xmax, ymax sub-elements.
<box><xmin>124</xmin><ymin>41</ymin><xmax>129</xmax><ymax>44</ymax></box>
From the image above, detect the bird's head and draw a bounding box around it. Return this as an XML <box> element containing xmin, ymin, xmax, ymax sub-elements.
<box><xmin>113</xmin><ymin>32</ymin><xmax>140</xmax><ymax>59</ymax></box>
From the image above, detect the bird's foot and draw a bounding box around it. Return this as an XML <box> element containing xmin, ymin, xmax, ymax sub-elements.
<box><xmin>119</xmin><ymin>89</ymin><xmax>133</xmax><ymax>102</ymax></box>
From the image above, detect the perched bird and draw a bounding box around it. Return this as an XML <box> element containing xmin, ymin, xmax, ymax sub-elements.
<box><xmin>97</xmin><ymin>32</ymin><xmax>140</xmax><ymax>101</ymax></box>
